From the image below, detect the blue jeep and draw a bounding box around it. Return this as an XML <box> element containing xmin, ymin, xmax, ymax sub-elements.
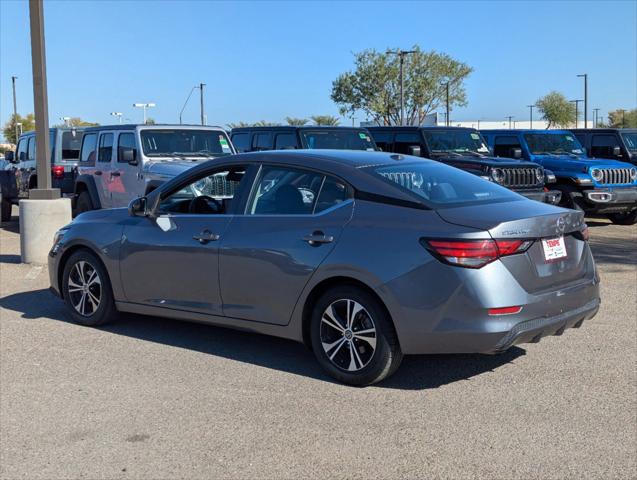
<box><xmin>481</xmin><ymin>129</ymin><xmax>637</xmax><ymax>225</ymax></box>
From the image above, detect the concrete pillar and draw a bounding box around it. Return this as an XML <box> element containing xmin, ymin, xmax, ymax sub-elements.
<box><xmin>19</xmin><ymin>198</ymin><xmax>71</xmax><ymax>264</ymax></box>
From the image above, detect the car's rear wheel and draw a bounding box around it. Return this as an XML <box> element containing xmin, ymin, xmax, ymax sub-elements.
<box><xmin>62</xmin><ymin>250</ymin><xmax>116</xmax><ymax>326</ymax></box>
<box><xmin>310</xmin><ymin>285</ymin><xmax>402</xmax><ymax>386</ymax></box>
<box><xmin>75</xmin><ymin>191</ymin><xmax>93</xmax><ymax>216</ymax></box>
<box><xmin>607</xmin><ymin>210</ymin><xmax>637</xmax><ymax>225</ymax></box>
<box><xmin>0</xmin><ymin>188</ymin><xmax>11</xmax><ymax>222</ymax></box>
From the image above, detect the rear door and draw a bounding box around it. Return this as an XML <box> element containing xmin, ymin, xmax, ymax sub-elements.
<box><xmin>96</xmin><ymin>132</ymin><xmax>114</xmax><ymax>208</ymax></box>
<box><xmin>219</xmin><ymin>164</ymin><xmax>353</xmax><ymax>325</ymax></box>
<box><xmin>110</xmin><ymin>131</ymin><xmax>142</xmax><ymax>207</ymax></box>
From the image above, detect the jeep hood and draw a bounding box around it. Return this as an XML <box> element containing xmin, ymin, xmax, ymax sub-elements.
<box><xmin>144</xmin><ymin>159</ymin><xmax>210</xmax><ymax>177</ymax></box>
<box><xmin>437</xmin><ymin>154</ymin><xmax>538</xmax><ymax>167</ymax></box>
<box><xmin>531</xmin><ymin>155</ymin><xmax>633</xmax><ymax>170</ymax></box>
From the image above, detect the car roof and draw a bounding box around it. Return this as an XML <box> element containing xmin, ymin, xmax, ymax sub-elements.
<box><xmin>481</xmin><ymin>129</ymin><xmax>574</xmax><ymax>134</ymax></box>
<box><xmin>230</xmin><ymin>126</ymin><xmax>369</xmax><ymax>132</ymax></box>
<box><xmin>569</xmin><ymin>128</ymin><xmax>637</xmax><ymax>134</ymax></box>
<box><xmin>367</xmin><ymin>126</ymin><xmax>478</xmax><ymax>132</ymax></box>
<box><xmin>81</xmin><ymin>124</ymin><xmax>227</xmax><ymax>133</ymax></box>
<box><xmin>19</xmin><ymin>126</ymin><xmax>85</xmax><ymax>137</ymax></box>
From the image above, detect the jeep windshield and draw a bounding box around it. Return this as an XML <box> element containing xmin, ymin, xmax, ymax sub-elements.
<box><xmin>140</xmin><ymin>129</ymin><xmax>233</xmax><ymax>157</ymax></box>
<box><xmin>422</xmin><ymin>130</ymin><xmax>490</xmax><ymax>156</ymax></box>
<box><xmin>620</xmin><ymin>132</ymin><xmax>637</xmax><ymax>152</ymax></box>
<box><xmin>299</xmin><ymin>129</ymin><xmax>376</xmax><ymax>151</ymax></box>
<box><xmin>524</xmin><ymin>133</ymin><xmax>584</xmax><ymax>155</ymax></box>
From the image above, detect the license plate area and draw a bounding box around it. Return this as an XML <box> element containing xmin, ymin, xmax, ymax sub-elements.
<box><xmin>541</xmin><ymin>236</ymin><xmax>567</xmax><ymax>262</ymax></box>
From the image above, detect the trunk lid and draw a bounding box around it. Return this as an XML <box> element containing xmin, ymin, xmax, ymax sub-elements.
<box><xmin>436</xmin><ymin>200</ymin><xmax>592</xmax><ymax>293</ymax></box>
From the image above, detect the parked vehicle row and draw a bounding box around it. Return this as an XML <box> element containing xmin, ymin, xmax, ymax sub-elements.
<box><xmin>49</xmin><ymin>150</ymin><xmax>600</xmax><ymax>385</ymax></box>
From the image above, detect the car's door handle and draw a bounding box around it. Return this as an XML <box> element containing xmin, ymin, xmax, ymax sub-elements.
<box><xmin>110</xmin><ymin>171</ymin><xmax>121</xmax><ymax>177</ymax></box>
<box><xmin>193</xmin><ymin>230</ymin><xmax>220</xmax><ymax>244</ymax></box>
<box><xmin>95</xmin><ymin>170</ymin><xmax>102</xmax><ymax>176</ymax></box>
<box><xmin>302</xmin><ymin>231</ymin><xmax>334</xmax><ymax>246</ymax></box>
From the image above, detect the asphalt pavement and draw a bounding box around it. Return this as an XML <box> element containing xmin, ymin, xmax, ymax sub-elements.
<box><xmin>1</xmin><ymin>206</ymin><xmax>635</xmax><ymax>479</ymax></box>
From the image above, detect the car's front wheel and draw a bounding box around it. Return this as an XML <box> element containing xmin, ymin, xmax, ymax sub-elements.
<box><xmin>607</xmin><ymin>210</ymin><xmax>637</xmax><ymax>225</ymax></box>
<box><xmin>62</xmin><ymin>250</ymin><xmax>116</xmax><ymax>326</ymax></box>
<box><xmin>310</xmin><ymin>285</ymin><xmax>403</xmax><ymax>386</ymax></box>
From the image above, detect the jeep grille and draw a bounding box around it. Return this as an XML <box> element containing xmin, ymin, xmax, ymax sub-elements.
<box><xmin>600</xmin><ymin>168</ymin><xmax>633</xmax><ymax>185</ymax></box>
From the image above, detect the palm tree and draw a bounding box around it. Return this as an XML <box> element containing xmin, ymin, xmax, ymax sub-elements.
<box><xmin>310</xmin><ymin>115</ymin><xmax>340</xmax><ymax>126</ymax></box>
<box><xmin>253</xmin><ymin>120</ymin><xmax>280</xmax><ymax>127</ymax></box>
<box><xmin>285</xmin><ymin>117</ymin><xmax>308</xmax><ymax>126</ymax></box>
<box><xmin>226</xmin><ymin>121</ymin><xmax>251</xmax><ymax>129</ymax></box>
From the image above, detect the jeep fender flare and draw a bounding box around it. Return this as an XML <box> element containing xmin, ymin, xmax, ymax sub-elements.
<box><xmin>74</xmin><ymin>175</ymin><xmax>102</xmax><ymax>209</ymax></box>
<box><xmin>144</xmin><ymin>179</ymin><xmax>165</xmax><ymax>195</ymax></box>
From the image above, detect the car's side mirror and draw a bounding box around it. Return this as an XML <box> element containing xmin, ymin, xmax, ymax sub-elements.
<box><xmin>128</xmin><ymin>196</ymin><xmax>147</xmax><ymax>217</ymax></box>
<box><xmin>511</xmin><ymin>148</ymin><xmax>522</xmax><ymax>159</ymax></box>
<box><xmin>4</xmin><ymin>151</ymin><xmax>14</xmax><ymax>163</ymax></box>
<box><xmin>121</xmin><ymin>148</ymin><xmax>137</xmax><ymax>165</ymax></box>
<box><xmin>408</xmin><ymin>145</ymin><xmax>422</xmax><ymax>157</ymax></box>
<box><xmin>612</xmin><ymin>146</ymin><xmax>622</xmax><ymax>157</ymax></box>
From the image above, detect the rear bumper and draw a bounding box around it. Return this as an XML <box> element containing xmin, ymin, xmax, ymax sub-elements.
<box><xmin>517</xmin><ymin>189</ymin><xmax>562</xmax><ymax>205</ymax></box>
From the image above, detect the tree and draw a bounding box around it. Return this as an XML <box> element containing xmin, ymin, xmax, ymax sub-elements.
<box><xmin>3</xmin><ymin>113</ymin><xmax>35</xmax><ymax>144</ymax></box>
<box><xmin>285</xmin><ymin>117</ymin><xmax>308</xmax><ymax>126</ymax></box>
<box><xmin>253</xmin><ymin>120</ymin><xmax>279</xmax><ymax>127</ymax></box>
<box><xmin>608</xmin><ymin>109</ymin><xmax>637</xmax><ymax>128</ymax></box>
<box><xmin>536</xmin><ymin>91</ymin><xmax>576</xmax><ymax>129</ymax></box>
<box><xmin>53</xmin><ymin>117</ymin><xmax>99</xmax><ymax>128</ymax></box>
<box><xmin>227</xmin><ymin>121</ymin><xmax>251</xmax><ymax>129</ymax></box>
<box><xmin>331</xmin><ymin>46</ymin><xmax>473</xmax><ymax>126</ymax></box>
<box><xmin>310</xmin><ymin>115</ymin><xmax>340</xmax><ymax>126</ymax></box>
<box><xmin>145</xmin><ymin>118</ymin><xmax>156</xmax><ymax>125</ymax></box>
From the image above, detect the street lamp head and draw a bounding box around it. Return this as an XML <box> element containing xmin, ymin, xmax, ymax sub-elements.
<box><xmin>133</xmin><ymin>103</ymin><xmax>145</xmax><ymax>107</ymax></box>
<box><xmin>147</xmin><ymin>103</ymin><xmax>156</xmax><ymax>108</ymax></box>
<box><xmin>110</xmin><ymin>112</ymin><xmax>122</xmax><ymax>116</ymax></box>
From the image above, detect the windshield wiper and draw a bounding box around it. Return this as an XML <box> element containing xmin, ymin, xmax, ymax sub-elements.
<box><xmin>460</xmin><ymin>151</ymin><xmax>486</xmax><ymax>158</ymax></box>
<box><xmin>433</xmin><ymin>151</ymin><xmax>463</xmax><ymax>157</ymax></box>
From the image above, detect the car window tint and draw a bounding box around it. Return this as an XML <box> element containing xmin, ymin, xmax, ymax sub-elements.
<box><xmin>159</xmin><ymin>166</ymin><xmax>248</xmax><ymax>215</ymax></box>
<box><xmin>274</xmin><ymin>133</ymin><xmax>297</xmax><ymax>150</ymax></box>
<box><xmin>27</xmin><ymin>137</ymin><xmax>35</xmax><ymax>160</ymax></box>
<box><xmin>370</xmin><ymin>131</ymin><xmax>393</xmax><ymax>152</ymax></box>
<box><xmin>61</xmin><ymin>131</ymin><xmax>84</xmax><ymax>160</ymax></box>
<box><xmin>98</xmin><ymin>133</ymin><xmax>113</xmax><ymax>162</ymax></box>
<box><xmin>17</xmin><ymin>138</ymin><xmax>28</xmax><ymax>161</ymax></box>
<box><xmin>493</xmin><ymin>135</ymin><xmax>521</xmax><ymax>157</ymax></box>
<box><xmin>591</xmin><ymin>134</ymin><xmax>619</xmax><ymax>157</ymax></box>
<box><xmin>117</xmin><ymin>133</ymin><xmax>137</xmax><ymax>163</ymax></box>
<box><xmin>231</xmin><ymin>133</ymin><xmax>250</xmax><ymax>152</ymax></box>
<box><xmin>80</xmin><ymin>133</ymin><xmax>97</xmax><ymax>164</ymax></box>
<box><xmin>393</xmin><ymin>133</ymin><xmax>422</xmax><ymax>154</ymax></box>
<box><xmin>248</xmin><ymin>166</ymin><xmax>324</xmax><ymax>215</ymax></box>
<box><xmin>253</xmin><ymin>133</ymin><xmax>272</xmax><ymax>151</ymax></box>
<box><xmin>315</xmin><ymin>176</ymin><xmax>351</xmax><ymax>213</ymax></box>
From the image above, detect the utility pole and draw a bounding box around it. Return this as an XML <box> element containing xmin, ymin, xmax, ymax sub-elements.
<box><xmin>387</xmin><ymin>49</ymin><xmax>415</xmax><ymax>125</ymax></box>
<box><xmin>570</xmin><ymin>99</ymin><xmax>583</xmax><ymax>128</ymax></box>
<box><xmin>577</xmin><ymin>74</ymin><xmax>588</xmax><ymax>127</ymax></box>
<box><xmin>593</xmin><ymin>108</ymin><xmax>600</xmax><ymax>128</ymax></box>
<box><xmin>445</xmin><ymin>82</ymin><xmax>450</xmax><ymax>126</ymax></box>
<box><xmin>199</xmin><ymin>82</ymin><xmax>205</xmax><ymax>125</ymax></box>
<box><xmin>527</xmin><ymin>104</ymin><xmax>535</xmax><ymax>129</ymax></box>
<box><xmin>506</xmin><ymin>116</ymin><xmax>514</xmax><ymax>129</ymax></box>
<box><xmin>11</xmin><ymin>76</ymin><xmax>18</xmax><ymax>144</ymax></box>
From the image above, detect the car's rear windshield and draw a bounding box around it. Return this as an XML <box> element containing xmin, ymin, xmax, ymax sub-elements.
<box><xmin>61</xmin><ymin>130</ymin><xmax>84</xmax><ymax>160</ymax></box>
<box><xmin>363</xmin><ymin>161</ymin><xmax>521</xmax><ymax>208</ymax></box>
<box><xmin>300</xmin><ymin>130</ymin><xmax>376</xmax><ymax>151</ymax></box>
<box><xmin>140</xmin><ymin>129</ymin><xmax>234</xmax><ymax>157</ymax></box>
<box><xmin>524</xmin><ymin>133</ymin><xmax>584</xmax><ymax>155</ymax></box>
<box><xmin>620</xmin><ymin>132</ymin><xmax>637</xmax><ymax>152</ymax></box>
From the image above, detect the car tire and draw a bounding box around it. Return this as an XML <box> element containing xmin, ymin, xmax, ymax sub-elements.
<box><xmin>75</xmin><ymin>191</ymin><xmax>94</xmax><ymax>216</ymax></box>
<box><xmin>310</xmin><ymin>285</ymin><xmax>403</xmax><ymax>386</ymax></box>
<box><xmin>607</xmin><ymin>210</ymin><xmax>637</xmax><ymax>225</ymax></box>
<box><xmin>62</xmin><ymin>249</ymin><xmax>117</xmax><ymax>326</ymax></box>
<box><xmin>557</xmin><ymin>185</ymin><xmax>586</xmax><ymax>212</ymax></box>
<box><xmin>0</xmin><ymin>188</ymin><xmax>11</xmax><ymax>222</ymax></box>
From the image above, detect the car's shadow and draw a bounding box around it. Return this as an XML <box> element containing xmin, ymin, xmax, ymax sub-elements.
<box><xmin>0</xmin><ymin>288</ymin><xmax>525</xmax><ymax>390</ymax></box>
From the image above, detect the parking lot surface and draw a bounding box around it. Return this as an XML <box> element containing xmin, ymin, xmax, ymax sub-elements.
<box><xmin>1</xmin><ymin>207</ymin><xmax>636</xmax><ymax>479</ymax></box>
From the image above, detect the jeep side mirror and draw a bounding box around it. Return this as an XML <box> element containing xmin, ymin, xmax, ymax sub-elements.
<box><xmin>128</xmin><ymin>196</ymin><xmax>147</xmax><ymax>217</ymax></box>
<box><xmin>121</xmin><ymin>148</ymin><xmax>137</xmax><ymax>165</ymax></box>
<box><xmin>408</xmin><ymin>145</ymin><xmax>422</xmax><ymax>157</ymax></box>
<box><xmin>612</xmin><ymin>146</ymin><xmax>621</xmax><ymax>157</ymax></box>
<box><xmin>4</xmin><ymin>151</ymin><xmax>14</xmax><ymax>163</ymax></box>
<box><xmin>511</xmin><ymin>148</ymin><xmax>522</xmax><ymax>159</ymax></box>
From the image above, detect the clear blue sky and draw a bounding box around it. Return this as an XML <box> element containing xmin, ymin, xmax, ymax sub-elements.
<box><xmin>1</xmin><ymin>0</ymin><xmax>635</xmax><ymax>137</ymax></box>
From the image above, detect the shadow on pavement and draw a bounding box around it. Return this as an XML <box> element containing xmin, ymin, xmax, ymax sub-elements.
<box><xmin>0</xmin><ymin>288</ymin><xmax>524</xmax><ymax>390</ymax></box>
<box><xmin>589</xmin><ymin>238</ymin><xmax>637</xmax><ymax>266</ymax></box>
<box><xmin>0</xmin><ymin>254</ymin><xmax>21</xmax><ymax>264</ymax></box>
<box><xmin>0</xmin><ymin>219</ymin><xmax>19</xmax><ymax>233</ymax></box>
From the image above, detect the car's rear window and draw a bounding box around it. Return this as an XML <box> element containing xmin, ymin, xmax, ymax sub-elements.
<box><xmin>61</xmin><ymin>131</ymin><xmax>84</xmax><ymax>160</ymax></box>
<box><xmin>363</xmin><ymin>161</ymin><xmax>521</xmax><ymax>208</ymax></box>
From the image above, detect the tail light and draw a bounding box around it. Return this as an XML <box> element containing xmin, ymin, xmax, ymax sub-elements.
<box><xmin>573</xmin><ymin>225</ymin><xmax>589</xmax><ymax>241</ymax></box>
<box><xmin>422</xmin><ymin>238</ymin><xmax>533</xmax><ymax>268</ymax></box>
<box><xmin>51</xmin><ymin>165</ymin><xmax>64</xmax><ymax>179</ymax></box>
<box><xmin>488</xmin><ymin>306</ymin><xmax>522</xmax><ymax>316</ymax></box>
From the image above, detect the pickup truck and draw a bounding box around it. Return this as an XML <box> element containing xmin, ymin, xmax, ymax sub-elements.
<box><xmin>481</xmin><ymin>129</ymin><xmax>637</xmax><ymax>224</ymax></box>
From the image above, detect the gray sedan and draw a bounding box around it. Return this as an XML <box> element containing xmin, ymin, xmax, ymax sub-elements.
<box><xmin>49</xmin><ymin>150</ymin><xmax>600</xmax><ymax>385</ymax></box>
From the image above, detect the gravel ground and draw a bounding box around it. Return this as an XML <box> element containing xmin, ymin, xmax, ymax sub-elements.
<box><xmin>1</xmin><ymin>206</ymin><xmax>635</xmax><ymax>480</ymax></box>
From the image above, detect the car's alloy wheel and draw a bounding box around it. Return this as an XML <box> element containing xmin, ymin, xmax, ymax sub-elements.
<box><xmin>320</xmin><ymin>299</ymin><xmax>377</xmax><ymax>372</ymax></box>
<box><xmin>67</xmin><ymin>260</ymin><xmax>102</xmax><ymax>316</ymax></box>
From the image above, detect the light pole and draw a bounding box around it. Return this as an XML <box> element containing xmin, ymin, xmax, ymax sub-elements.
<box><xmin>16</xmin><ymin>122</ymin><xmax>23</xmax><ymax>136</ymax></box>
<box><xmin>11</xmin><ymin>75</ymin><xmax>18</xmax><ymax>144</ymax></box>
<box><xmin>570</xmin><ymin>99</ymin><xmax>583</xmax><ymax>128</ymax></box>
<box><xmin>577</xmin><ymin>74</ymin><xmax>587</xmax><ymax>127</ymax></box>
<box><xmin>527</xmin><ymin>104</ymin><xmax>535</xmax><ymax>129</ymax></box>
<box><xmin>133</xmin><ymin>102</ymin><xmax>155</xmax><ymax>124</ymax></box>
<box><xmin>387</xmin><ymin>49</ymin><xmax>416</xmax><ymax>125</ymax></box>
<box><xmin>444</xmin><ymin>82</ymin><xmax>450</xmax><ymax>126</ymax></box>
<box><xmin>199</xmin><ymin>82</ymin><xmax>205</xmax><ymax>125</ymax></box>
<box><xmin>59</xmin><ymin>116</ymin><xmax>71</xmax><ymax>127</ymax></box>
<box><xmin>506</xmin><ymin>116</ymin><xmax>514</xmax><ymax>129</ymax></box>
<box><xmin>110</xmin><ymin>112</ymin><xmax>123</xmax><ymax>124</ymax></box>
<box><xmin>593</xmin><ymin>108</ymin><xmax>600</xmax><ymax>128</ymax></box>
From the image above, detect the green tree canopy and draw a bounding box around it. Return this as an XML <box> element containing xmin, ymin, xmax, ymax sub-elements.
<box><xmin>608</xmin><ymin>109</ymin><xmax>637</xmax><ymax>128</ymax></box>
<box><xmin>3</xmin><ymin>113</ymin><xmax>35</xmax><ymax>144</ymax></box>
<box><xmin>253</xmin><ymin>120</ymin><xmax>280</xmax><ymax>127</ymax></box>
<box><xmin>53</xmin><ymin>117</ymin><xmax>100</xmax><ymax>128</ymax></box>
<box><xmin>310</xmin><ymin>115</ymin><xmax>340</xmax><ymax>126</ymax></box>
<box><xmin>536</xmin><ymin>92</ymin><xmax>576</xmax><ymax>129</ymax></box>
<box><xmin>285</xmin><ymin>117</ymin><xmax>308</xmax><ymax>126</ymax></box>
<box><xmin>331</xmin><ymin>46</ymin><xmax>473</xmax><ymax>126</ymax></box>
<box><xmin>227</xmin><ymin>121</ymin><xmax>251</xmax><ymax>129</ymax></box>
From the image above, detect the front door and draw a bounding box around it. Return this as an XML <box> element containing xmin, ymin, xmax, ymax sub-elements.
<box><xmin>119</xmin><ymin>163</ymin><xmax>251</xmax><ymax>315</ymax></box>
<box><xmin>219</xmin><ymin>165</ymin><xmax>353</xmax><ymax>325</ymax></box>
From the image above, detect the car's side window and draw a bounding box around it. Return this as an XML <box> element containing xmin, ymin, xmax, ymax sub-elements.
<box><xmin>315</xmin><ymin>176</ymin><xmax>351</xmax><ymax>213</ymax></box>
<box><xmin>274</xmin><ymin>133</ymin><xmax>297</xmax><ymax>150</ymax></box>
<box><xmin>248</xmin><ymin>166</ymin><xmax>324</xmax><ymax>215</ymax></box>
<box><xmin>370</xmin><ymin>131</ymin><xmax>393</xmax><ymax>152</ymax></box>
<box><xmin>27</xmin><ymin>137</ymin><xmax>35</xmax><ymax>161</ymax></box>
<box><xmin>591</xmin><ymin>134</ymin><xmax>620</xmax><ymax>157</ymax></box>
<box><xmin>98</xmin><ymin>133</ymin><xmax>114</xmax><ymax>163</ymax></box>
<box><xmin>117</xmin><ymin>133</ymin><xmax>137</xmax><ymax>163</ymax></box>
<box><xmin>16</xmin><ymin>138</ymin><xmax>28</xmax><ymax>162</ymax></box>
<box><xmin>231</xmin><ymin>133</ymin><xmax>250</xmax><ymax>153</ymax></box>
<box><xmin>393</xmin><ymin>133</ymin><xmax>422</xmax><ymax>154</ymax></box>
<box><xmin>493</xmin><ymin>135</ymin><xmax>521</xmax><ymax>157</ymax></box>
<box><xmin>159</xmin><ymin>165</ymin><xmax>248</xmax><ymax>215</ymax></box>
<box><xmin>80</xmin><ymin>133</ymin><xmax>97</xmax><ymax>165</ymax></box>
<box><xmin>252</xmin><ymin>133</ymin><xmax>272</xmax><ymax>151</ymax></box>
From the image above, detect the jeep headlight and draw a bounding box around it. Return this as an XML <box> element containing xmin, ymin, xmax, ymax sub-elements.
<box><xmin>591</xmin><ymin>168</ymin><xmax>603</xmax><ymax>182</ymax></box>
<box><xmin>490</xmin><ymin>168</ymin><xmax>505</xmax><ymax>183</ymax></box>
<box><xmin>535</xmin><ymin>167</ymin><xmax>544</xmax><ymax>182</ymax></box>
<box><xmin>630</xmin><ymin>167</ymin><xmax>637</xmax><ymax>181</ymax></box>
